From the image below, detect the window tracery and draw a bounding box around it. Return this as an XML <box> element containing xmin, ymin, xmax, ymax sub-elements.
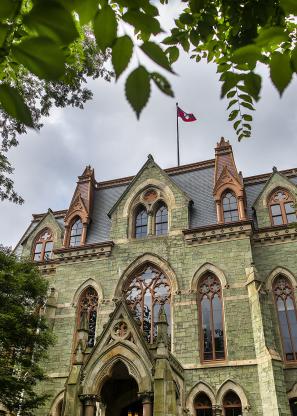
<box><xmin>69</xmin><ymin>218</ymin><xmax>83</xmax><ymax>247</ymax></box>
<box><xmin>223</xmin><ymin>391</ymin><xmax>242</xmax><ymax>416</ymax></box>
<box><xmin>198</xmin><ymin>274</ymin><xmax>225</xmax><ymax>361</ymax></box>
<box><xmin>123</xmin><ymin>265</ymin><xmax>171</xmax><ymax>343</ymax></box>
<box><xmin>273</xmin><ymin>275</ymin><xmax>297</xmax><ymax>361</ymax></box>
<box><xmin>194</xmin><ymin>392</ymin><xmax>212</xmax><ymax>416</ymax></box>
<box><xmin>77</xmin><ymin>287</ymin><xmax>98</xmax><ymax>348</ymax></box>
<box><xmin>155</xmin><ymin>203</ymin><xmax>168</xmax><ymax>235</ymax></box>
<box><xmin>269</xmin><ymin>189</ymin><xmax>297</xmax><ymax>226</ymax></box>
<box><xmin>222</xmin><ymin>191</ymin><xmax>239</xmax><ymax>223</ymax></box>
<box><xmin>134</xmin><ymin>206</ymin><xmax>148</xmax><ymax>238</ymax></box>
<box><xmin>33</xmin><ymin>229</ymin><xmax>53</xmax><ymax>261</ymax></box>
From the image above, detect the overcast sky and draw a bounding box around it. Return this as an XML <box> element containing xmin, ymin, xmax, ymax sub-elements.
<box><xmin>1</xmin><ymin>2</ymin><xmax>297</xmax><ymax>248</ymax></box>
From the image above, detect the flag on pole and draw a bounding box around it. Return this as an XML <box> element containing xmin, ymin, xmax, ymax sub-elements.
<box><xmin>177</xmin><ymin>106</ymin><xmax>197</xmax><ymax>122</ymax></box>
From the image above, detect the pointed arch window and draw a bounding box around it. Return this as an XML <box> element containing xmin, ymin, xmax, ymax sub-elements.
<box><xmin>269</xmin><ymin>189</ymin><xmax>297</xmax><ymax>226</ymax></box>
<box><xmin>223</xmin><ymin>391</ymin><xmax>242</xmax><ymax>416</ymax></box>
<box><xmin>290</xmin><ymin>398</ymin><xmax>297</xmax><ymax>416</ymax></box>
<box><xmin>199</xmin><ymin>274</ymin><xmax>225</xmax><ymax>361</ymax></box>
<box><xmin>77</xmin><ymin>287</ymin><xmax>98</xmax><ymax>348</ymax></box>
<box><xmin>123</xmin><ymin>265</ymin><xmax>171</xmax><ymax>343</ymax></box>
<box><xmin>194</xmin><ymin>393</ymin><xmax>213</xmax><ymax>416</ymax></box>
<box><xmin>273</xmin><ymin>275</ymin><xmax>297</xmax><ymax>361</ymax></box>
<box><xmin>222</xmin><ymin>191</ymin><xmax>239</xmax><ymax>223</ymax></box>
<box><xmin>69</xmin><ymin>218</ymin><xmax>83</xmax><ymax>247</ymax></box>
<box><xmin>155</xmin><ymin>203</ymin><xmax>168</xmax><ymax>235</ymax></box>
<box><xmin>134</xmin><ymin>206</ymin><xmax>148</xmax><ymax>238</ymax></box>
<box><xmin>33</xmin><ymin>229</ymin><xmax>53</xmax><ymax>261</ymax></box>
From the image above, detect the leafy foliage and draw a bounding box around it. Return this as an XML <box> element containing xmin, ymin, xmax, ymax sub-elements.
<box><xmin>0</xmin><ymin>251</ymin><xmax>53</xmax><ymax>415</ymax></box>
<box><xmin>0</xmin><ymin>0</ymin><xmax>296</xmax><ymax>201</ymax></box>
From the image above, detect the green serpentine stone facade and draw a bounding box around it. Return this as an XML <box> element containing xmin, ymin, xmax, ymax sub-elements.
<box><xmin>15</xmin><ymin>142</ymin><xmax>297</xmax><ymax>416</ymax></box>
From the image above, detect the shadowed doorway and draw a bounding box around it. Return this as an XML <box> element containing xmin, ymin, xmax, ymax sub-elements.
<box><xmin>101</xmin><ymin>361</ymin><xmax>143</xmax><ymax>416</ymax></box>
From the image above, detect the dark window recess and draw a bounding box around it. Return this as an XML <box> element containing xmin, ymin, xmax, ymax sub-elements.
<box><xmin>222</xmin><ymin>192</ymin><xmax>239</xmax><ymax>223</ymax></box>
<box><xmin>199</xmin><ymin>274</ymin><xmax>225</xmax><ymax>361</ymax></box>
<box><xmin>155</xmin><ymin>204</ymin><xmax>168</xmax><ymax>235</ymax></box>
<box><xmin>124</xmin><ymin>265</ymin><xmax>171</xmax><ymax>344</ymax></box>
<box><xmin>70</xmin><ymin>218</ymin><xmax>83</xmax><ymax>247</ymax></box>
<box><xmin>194</xmin><ymin>392</ymin><xmax>212</xmax><ymax>416</ymax></box>
<box><xmin>223</xmin><ymin>392</ymin><xmax>242</xmax><ymax>416</ymax></box>
<box><xmin>78</xmin><ymin>287</ymin><xmax>98</xmax><ymax>348</ymax></box>
<box><xmin>135</xmin><ymin>207</ymin><xmax>148</xmax><ymax>238</ymax></box>
<box><xmin>290</xmin><ymin>398</ymin><xmax>297</xmax><ymax>416</ymax></box>
<box><xmin>273</xmin><ymin>276</ymin><xmax>297</xmax><ymax>361</ymax></box>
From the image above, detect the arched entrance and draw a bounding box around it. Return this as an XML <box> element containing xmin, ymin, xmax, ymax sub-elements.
<box><xmin>101</xmin><ymin>361</ymin><xmax>143</xmax><ymax>416</ymax></box>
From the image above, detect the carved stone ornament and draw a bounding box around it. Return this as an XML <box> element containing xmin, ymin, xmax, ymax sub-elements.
<box><xmin>111</xmin><ymin>319</ymin><xmax>130</xmax><ymax>340</ymax></box>
<box><xmin>143</xmin><ymin>189</ymin><xmax>158</xmax><ymax>203</ymax></box>
<box><xmin>79</xmin><ymin>394</ymin><xmax>99</xmax><ymax>405</ymax></box>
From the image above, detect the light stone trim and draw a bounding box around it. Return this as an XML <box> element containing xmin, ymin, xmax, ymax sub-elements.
<box><xmin>72</xmin><ymin>278</ymin><xmax>104</xmax><ymax>306</ymax></box>
<box><xmin>191</xmin><ymin>262</ymin><xmax>228</xmax><ymax>290</ymax></box>
<box><xmin>253</xmin><ymin>226</ymin><xmax>297</xmax><ymax>245</ymax></box>
<box><xmin>184</xmin><ymin>223</ymin><xmax>252</xmax><ymax>245</ymax></box>
<box><xmin>54</xmin><ymin>314</ymin><xmax>75</xmax><ymax>319</ymax></box>
<box><xmin>186</xmin><ymin>381</ymin><xmax>216</xmax><ymax>416</ymax></box>
<box><xmin>183</xmin><ymin>359</ymin><xmax>257</xmax><ymax>369</ymax></box>
<box><xmin>265</xmin><ymin>266</ymin><xmax>297</xmax><ymax>290</ymax></box>
<box><xmin>47</xmin><ymin>373</ymin><xmax>69</xmax><ymax>378</ymax></box>
<box><xmin>224</xmin><ymin>294</ymin><xmax>249</xmax><ymax>301</ymax></box>
<box><xmin>49</xmin><ymin>390</ymin><xmax>65</xmax><ymax>416</ymax></box>
<box><xmin>216</xmin><ymin>380</ymin><xmax>250</xmax><ymax>414</ymax></box>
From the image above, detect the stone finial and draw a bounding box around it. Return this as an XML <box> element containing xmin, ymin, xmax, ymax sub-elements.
<box><xmin>81</xmin><ymin>165</ymin><xmax>94</xmax><ymax>177</ymax></box>
<box><xmin>156</xmin><ymin>304</ymin><xmax>169</xmax><ymax>346</ymax></box>
<box><xmin>273</xmin><ymin>166</ymin><xmax>278</xmax><ymax>173</ymax></box>
<box><xmin>216</xmin><ymin>136</ymin><xmax>230</xmax><ymax>148</ymax></box>
<box><xmin>147</xmin><ymin>154</ymin><xmax>154</xmax><ymax>161</ymax></box>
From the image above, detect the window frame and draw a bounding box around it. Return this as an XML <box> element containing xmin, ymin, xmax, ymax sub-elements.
<box><xmin>268</xmin><ymin>189</ymin><xmax>297</xmax><ymax>226</ymax></box>
<box><xmin>154</xmin><ymin>201</ymin><xmax>168</xmax><ymax>236</ymax></box>
<box><xmin>194</xmin><ymin>392</ymin><xmax>213</xmax><ymax>416</ymax></box>
<box><xmin>32</xmin><ymin>228</ymin><xmax>54</xmax><ymax>262</ymax></box>
<box><xmin>273</xmin><ymin>275</ymin><xmax>297</xmax><ymax>363</ymax></box>
<box><xmin>198</xmin><ymin>273</ymin><xmax>226</xmax><ymax>363</ymax></box>
<box><xmin>222</xmin><ymin>391</ymin><xmax>242</xmax><ymax>416</ymax></box>
<box><xmin>69</xmin><ymin>217</ymin><xmax>83</xmax><ymax>247</ymax></box>
<box><xmin>221</xmin><ymin>190</ymin><xmax>239</xmax><ymax>224</ymax></box>
<box><xmin>133</xmin><ymin>204</ymin><xmax>148</xmax><ymax>239</ymax></box>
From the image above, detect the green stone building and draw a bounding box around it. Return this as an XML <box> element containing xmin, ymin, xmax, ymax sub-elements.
<box><xmin>15</xmin><ymin>138</ymin><xmax>297</xmax><ymax>416</ymax></box>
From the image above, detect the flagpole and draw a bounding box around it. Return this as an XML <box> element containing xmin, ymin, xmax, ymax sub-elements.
<box><xmin>176</xmin><ymin>102</ymin><xmax>180</xmax><ymax>166</ymax></box>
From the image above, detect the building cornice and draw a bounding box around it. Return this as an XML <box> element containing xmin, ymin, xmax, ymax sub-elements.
<box><xmin>183</xmin><ymin>220</ymin><xmax>253</xmax><ymax>244</ymax></box>
<box><xmin>244</xmin><ymin>168</ymin><xmax>297</xmax><ymax>185</ymax></box>
<box><xmin>253</xmin><ymin>224</ymin><xmax>297</xmax><ymax>245</ymax></box>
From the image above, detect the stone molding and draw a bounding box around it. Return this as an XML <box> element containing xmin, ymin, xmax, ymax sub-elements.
<box><xmin>253</xmin><ymin>224</ymin><xmax>297</xmax><ymax>245</ymax></box>
<box><xmin>54</xmin><ymin>242</ymin><xmax>114</xmax><ymax>262</ymax></box>
<box><xmin>183</xmin><ymin>221</ymin><xmax>253</xmax><ymax>245</ymax></box>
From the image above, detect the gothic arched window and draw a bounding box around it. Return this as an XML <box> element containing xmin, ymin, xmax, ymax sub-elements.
<box><xmin>134</xmin><ymin>206</ymin><xmax>148</xmax><ymax>238</ymax></box>
<box><xmin>77</xmin><ymin>287</ymin><xmax>98</xmax><ymax>348</ymax></box>
<box><xmin>273</xmin><ymin>275</ymin><xmax>297</xmax><ymax>361</ymax></box>
<box><xmin>33</xmin><ymin>229</ymin><xmax>53</xmax><ymax>261</ymax></box>
<box><xmin>290</xmin><ymin>398</ymin><xmax>297</xmax><ymax>416</ymax></box>
<box><xmin>69</xmin><ymin>218</ymin><xmax>83</xmax><ymax>247</ymax></box>
<box><xmin>199</xmin><ymin>274</ymin><xmax>225</xmax><ymax>361</ymax></box>
<box><xmin>269</xmin><ymin>189</ymin><xmax>297</xmax><ymax>226</ymax></box>
<box><xmin>223</xmin><ymin>391</ymin><xmax>242</xmax><ymax>416</ymax></box>
<box><xmin>222</xmin><ymin>191</ymin><xmax>239</xmax><ymax>223</ymax></box>
<box><xmin>124</xmin><ymin>265</ymin><xmax>171</xmax><ymax>343</ymax></box>
<box><xmin>155</xmin><ymin>203</ymin><xmax>168</xmax><ymax>235</ymax></box>
<box><xmin>194</xmin><ymin>393</ymin><xmax>213</xmax><ymax>416</ymax></box>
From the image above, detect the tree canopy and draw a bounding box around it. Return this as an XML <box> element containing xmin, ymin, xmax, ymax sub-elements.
<box><xmin>0</xmin><ymin>249</ymin><xmax>53</xmax><ymax>415</ymax></box>
<box><xmin>0</xmin><ymin>0</ymin><xmax>296</xmax><ymax>200</ymax></box>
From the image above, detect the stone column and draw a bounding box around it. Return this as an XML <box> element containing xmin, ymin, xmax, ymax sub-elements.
<box><xmin>147</xmin><ymin>211</ymin><xmax>154</xmax><ymax>236</ymax></box>
<box><xmin>140</xmin><ymin>392</ymin><xmax>153</xmax><ymax>416</ymax></box>
<box><xmin>80</xmin><ymin>394</ymin><xmax>98</xmax><ymax>416</ymax></box>
<box><xmin>216</xmin><ymin>201</ymin><xmax>223</xmax><ymax>224</ymax></box>
<box><xmin>238</xmin><ymin>196</ymin><xmax>246</xmax><ymax>220</ymax></box>
<box><xmin>212</xmin><ymin>405</ymin><xmax>222</xmax><ymax>416</ymax></box>
<box><xmin>62</xmin><ymin>224</ymin><xmax>69</xmax><ymax>247</ymax></box>
<box><xmin>81</xmin><ymin>222</ymin><xmax>88</xmax><ymax>244</ymax></box>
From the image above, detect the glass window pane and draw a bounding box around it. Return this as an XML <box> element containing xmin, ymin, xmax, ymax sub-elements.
<box><xmin>287</xmin><ymin>213</ymin><xmax>297</xmax><ymax>223</ymax></box>
<box><xmin>212</xmin><ymin>294</ymin><xmax>225</xmax><ymax>359</ymax></box>
<box><xmin>34</xmin><ymin>243</ymin><xmax>42</xmax><ymax>261</ymax></box>
<box><xmin>44</xmin><ymin>242</ymin><xmax>53</xmax><ymax>260</ymax></box>
<box><xmin>285</xmin><ymin>202</ymin><xmax>295</xmax><ymax>214</ymax></box>
<box><xmin>271</xmin><ymin>204</ymin><xmax>281</xmax><ymax>215</ymax></box>
<box><xmin>277</xmin><ymin>297</ymin><xmax>293</xmax><ymax>360</ymax></box>
<box><xmin>273</xmin><ymin>215</ymin><xmax>283</xmax><ymax>226</ymax></box>
<box><xmin>286</xmin><ymin>297</ymin><xmax>297</xmax><ymax>355</ymax></box>
<box><xmin>201</xmin><ymin>296</ymin><xmax>213</xmax><ymax>360</ymax></box>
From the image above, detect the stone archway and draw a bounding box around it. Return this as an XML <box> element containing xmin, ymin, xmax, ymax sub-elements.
<box><xmin>100</xmin><ymin>361</ymin><xmax>143</xmax><ymax>416</ymax></box>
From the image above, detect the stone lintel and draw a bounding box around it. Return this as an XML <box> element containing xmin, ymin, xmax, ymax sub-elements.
<box><xmin>183</xmin><ymin>221</ymin><xmax>253</xmax><ymax>245</ymax></box>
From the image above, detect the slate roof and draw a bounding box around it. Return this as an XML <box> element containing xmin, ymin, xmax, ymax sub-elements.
<box><xmin>15</xmin><ymin>162</ymin><xmax>297</xmax><ymax>251</ymax></box>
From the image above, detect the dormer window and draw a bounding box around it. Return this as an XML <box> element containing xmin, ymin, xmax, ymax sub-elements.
<box><xmin>269</xmin><ymin>189</ymin><xmax>297</xmax><ymax>226</ymax></box>
<box><xmin>135</xmin><ymin>206</ymin><xmax>148</xmax><ymax>238</ymax></box>
<box><xmin>222</xmin><ymin>191</ymin><xmax>239</xmax><ymax>223</ymax></box>
<box><xmin>33</xmin><ymin>229</ymin><xmax>53</xmax><ymax>261</ymax></box>
<box><xmin>69</xmin><ymin>218</ymin><xmax>83</xmax><ymax>247</ymax></box>
<box><xmin>155</xmin><ymin>203</ymin><xmax>168</xmax><ymax>235</ymax></box>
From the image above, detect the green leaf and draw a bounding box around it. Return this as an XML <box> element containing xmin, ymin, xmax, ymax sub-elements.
<box><xmin>151</xmin><ymin>72</ymin><xmax>174</xmax><ymax>97</ymax></box>
<box><xmin>165</xmin><ymin>46</ymin><xmax>179</xmax><ymax>64</ymax></box>
<box><xmin>227</xmin><ymin>99</ymin><xmax>237</xmax><ymax>110</ymax></box>
<box><xmin>112</xmin><ymin>35</ymin><xmax>133</xmax><ymax>80</ymax></box>
<box><xmin>238</xmin><ymin>94</ymin><xmax>253</xmax><ymax>104</ymax></box>
<box><xmin>232</xmin><ymin>45</ymin><xmax>261</xmax><ymax>66</ymax></box>
<box><xmin>0</xmin><ymin>0</ymin><xmax>18</xmax><ymax>19</ymax></box>
<box><xmin>256</xmin><ymin>27</ymin><xmax>288</xmax><ymax>48</ymax></box>
<box><xmin>244</xmin><ymin>72</ymin><xmax>261</xmax><ymax>101</ymax></box>
<box><xmin>93</xmin><ymin>5</ymin><xmax>117</xmax><ymax>51</ymax></box>
<box><xmin>23</xmin><ymin>0</ymin><xmax>79</xmax><ymax>45</ymax></box>
<box><xmin>0</xmin><ymin>84</ymin><xmax>33</xmax><ymax>127</ymax></box>
<box><xmin>291</xmin><ymin>47</ymin><xmax>297</xmax><ymax>73</ymax></box>
<box><xmin>270</xmin><ymin>52</ymin><xmax>292</xmax><ymax>96</ymax></box>
<box><xmin>233</xmin><ymin>120</ymin><xmax>241</xmax><ymax>130</ymax></box>
<box><xmin>227</xmin><ymin>90</ymin><xmax>236</xmax><ymax>99</ymax></box>
<box><xmin>240</xmin><ymin>101</ymin><xmax>254</xmax><ymax>111</ymax></box>
<box><xmin>220</xmin><ymin>73</ymin><xmax>240</xmax><ymax>98</ymax></box>
<box><xmin>162</xmin><ymin>35</ymin><xmax>178</xmax><ymax>45</ymax></box>
<box><xmin>228</xmin><ymin>109</ymin><xmax>239</xmax><ymax>121</ymax></box>
<box><xmin>280</xmin><ymin>0</ymin><xmax>297</xmax><ymax>14</ymax></box>
<box><xmin>75</xmin><ymin>0</ymin><xmax>99</xmax><ymax>24</ymax></box>
<box><xmin>0</xmin><ymin>23</ymin><xmax>9</xmax><ymax>48</ymax></box>
<box><xmin>123</xmin><ymin>11</ymin><xmax>162</xmax><ymax>35</ymax></box>
<box><xmin>243</xmin><ymin>123</ymin><xmax>251</xmax><ymax>130</ymax></box>
<box><xmin>243</xmin><ymin>114</ymin><xmax>252</xmax><ymax>121</ymax></box>
<box><xmin>140</xmin><ymin>42</ymin><xmax>174</xmax><ymax>73</ymax></box>
<box><xmin>179</xmin><ymin>13</ymin><xmax>195</xmax><ymax>26</ymax></box>
<box><xmin>189</xmin><ymin>0</ymin><xmax>204</xmax><ymax>13</ymax></box>
<box><xmin>12</xmin><ymin>37</ymin><xmax>65</xmax><ymax>80</ymax></box>
<box><xmin>125</xmin><ymin>66</ymin><xmax>150</xmax><ymax>119</ymax></box>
